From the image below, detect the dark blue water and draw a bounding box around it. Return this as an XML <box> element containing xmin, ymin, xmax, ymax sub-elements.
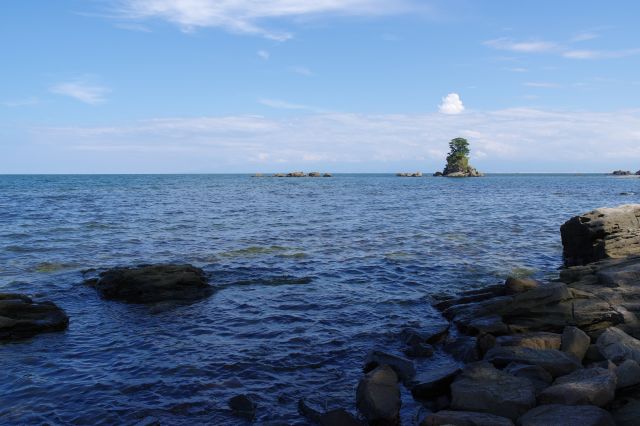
<box><xmin>0</xmin><ymin>174</ymin><xmax>638</xmax><ymax>425</ymax></box>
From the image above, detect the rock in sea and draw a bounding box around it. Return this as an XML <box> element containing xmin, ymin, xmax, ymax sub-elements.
<box><xmin>0</xmin><ymin>293</ymin><xmax>69</xmax><ymax>341</ymax></box>
<box><xmin>356</xmin><ymin>365</ymin><xmax>401</xmax><ymax>425</ymax></box>
<box><xmin>86</xmin><ymin>264</ymin><xmax>213</xmax><ymax>304</ymax></box>
<box><xmin>450</xmin><ymin>361</ymin><xmax>535</xmax><ymax>421</ymax></box>
<box><xmin>228</xmin><ymin>394</ymin><xmax>256</xmax><ymax>420</ymax></box>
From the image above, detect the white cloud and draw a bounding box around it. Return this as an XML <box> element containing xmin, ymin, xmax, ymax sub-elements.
<box><xmin>563</xmin><ymin>48</ymin><xmax>640</xmax><ymax>60</ymax></box>
<box><xmin>112</xmin><ymin>0</ymin><xmax>420</xmax><ymax>40</ymax></box>
<box><xmin>50</xmin><ymin>80</ymin><xmax>110</xmax><ymax>105</ymax></box>
<box><xmin>571</xmin><ymin>32</ymin><xmax>599</xmax><ymax>42</ymax></box>
<box><xmin>3</xmin><ymin>97</ymin><xmax>40</xmax><ymax>107</ymax></box>
<box><xmin>438</xmin><ymin>93</ymin><xmax>465</xmax><ymax>115</ymax></box>
<box><xmin>257</xmin><ymin>50</ymin><xmax>270</xmax><ymax>60</ymax></box>
<box><xmin>32</xmin><ymin>108</ymin><xmax>640</xmax><ymax>172</ymax></box>
<box><xmin>258</xmin><ymin>98</ymin><xmax>325</xmax><ymax>112</ymax></box>
<box><xmin>289</xmin><ymin>65</ymin><xmax>313</xmax><ymax>76</ymax></box>
<box><xmin>524</xmin><ymin>82</ymin><xmax>561</xmax><ymax>88</ymax></box>
<box><xmin>483</xmin><ymin>38</ymin><xmax>559</xmax><ymax>53</ymax></box>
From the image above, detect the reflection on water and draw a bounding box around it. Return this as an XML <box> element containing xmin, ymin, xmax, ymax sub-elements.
<box><xmin>0</xmin><ymin>174</ymin><xmax>638</xmax><ymax>424</ymax></box>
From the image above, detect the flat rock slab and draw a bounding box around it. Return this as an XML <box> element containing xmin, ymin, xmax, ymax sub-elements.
<box><xmin>364</xmin><ymin>350</ymin><xmax>416</xmax><ymax>382</ymax></box>
<box><xmin>450</xmin><ymin>361</ymin><xmax>535</xmax><ymax>421</ymax></box>
<box><xmin>538</xmin><ymin>367</ymin><xmax>617</xmax><ymax>407</ymax></box>
<box><xmin>484</xmin><ymin>346</ymin><xmax>582</xmax><ymax>378</ymax></box>
<box><xmin>421</xmin><ymin>409</ymin><xmax>513</xmax><ymax>426</ymax></box>
<box><xmin>517</xmin><ymin>404</ymin><xmax>615</xmax><ymax>426</ymax></box>
<box><xmin>88</xmin><ymin>264</ymin><xmax>213</xmax><ymax>304</ymax></box>
<box><xmin>0</xmin><ymin>293</ymin><xmax>69</xmax><ymax>340</ymax></box>
<box><xmin>597</xmin><ymin>326</ymin><xmax>640</xmax><ymax>363</ymax></box>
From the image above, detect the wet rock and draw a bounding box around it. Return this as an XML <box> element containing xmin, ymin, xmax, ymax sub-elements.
<box><xmin>0</xmin><ymin>293</ymin><xmax>69</xmax><ymax>340</ymax></box>
<box><xmin>561</xmin><ymin>326</ymin><xmax>591</xmax><ymax>361</ymax></box>
<box><xmin>228</xmin><ymin>394</ymin><xmax>256</xmax><ymax>420</ymax></box>
<box><xmin>400</xmin><ymin>323</ymin><xmax>449</xmax><ymax>345</ymax></box>
<box><xmin>318</xmin><ymin>409</ymin><xmax>361</xmax><ymax>426</ymax></box>
<box><xmin>484</xmin><ymin>346</ymin><xmax>582</xmax><ymax>377</ymax></box>
<box><xmin>517</xmin><ymin>404</ymin><xmax>615</xmax><ymax>426</ymax></box>
<box><xmin>410</xmin><ymin>365</ymin><xmax>461</xmax><ymax>400</ymax></box>
<box><xmin>444</xmin><ymin>336</ymin><xmax>480</xmax><ymax>363</ymax></box>
<box><xmin>612</xmin><ymin>397</ymin><xmax>640</xmax><ymax>426</ymax></box>
<box><xmin>596</xmin><ymin>326</ymin><xmax>640</xmax><ymax>363</ymax></box>
<box><xmin>560</xmin><ymin>204</ymin><xmax>640</xmax><ymax>266</ymax></box>
<box><xmin>421</xmin><ymin>409</ymin><xmax>514</xmax><ymax>426</ymax></box>
<box><xmin>88</xmin><ymin>264</ymin><xmax>213</xmax><ymax>304</ymax></box>
<box><xmin>450</xmin><ymin>362</ymin><xmax>535</xmax><ymax>421</ymax></box>
<box><xmin>404</xmin><ymin>342</ymin><xmax>434</xmax><ymax>359</ymax></box>
<box><xmin>616</xmin><ymin>359</ymin><xmax>640</xmax><ymax>388</ymax></box>
<box><xmin>504</xmin><ymin>363</ymin><xmax>553</xmax><ymax>394</ymax></box>
<box><xmin>538</xmin><ymin>367</ymin><xmax>616</xmax><ymax>406</ymax></box>
<box><xmin>505</xmin><ymin>277</ymin><xmax>540</xmax><ymax>295</ymax></box>
<box><xmin>364</xmin><ymin>350</ymin><xmax>416</xmax><ymax>382</ymax></box>
<box><xmin>496</xmin><ymin>332</ymin><xmax>561</xmax><ymax>351</ymax></box>
<box><xmin>356</xmin><ymin>365</ymin><xmax>401</xmax><ymax>425</ymax></box>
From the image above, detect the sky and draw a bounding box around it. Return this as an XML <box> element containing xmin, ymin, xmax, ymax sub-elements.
<box><xmin>2</xmin><ymin>0</ymin><xmax>640</xmax><ymax>173</ymax></box>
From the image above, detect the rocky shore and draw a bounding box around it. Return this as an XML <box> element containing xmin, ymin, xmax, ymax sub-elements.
<box><xmin>5</xmin><ymin>204</ymin><xmax>640</xmax><ymax>424</ymax></box>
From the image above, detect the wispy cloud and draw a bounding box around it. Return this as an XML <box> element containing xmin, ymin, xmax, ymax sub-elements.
<box><xmin>111</xmin><ymin>0</ymin><xmax>421</xmax><ymax>40</ymax></box>
<box><xmin>438</xmin><ymin>93</ymin><xmax>465</xmax><ymax>114</ymax></box>
<box><xmin>34</xmin><ymin>108</ymin><xmax>640</xmax><ymax>172</ymax></box>
<box><xmin>485</xmin><ymin>35</ymin><xmax>640</xmax><ymax>61</ymax></box>
<box><xmin>50</xmin><ymin>80</ymin><xmax>110</xmax><ymax>105</ymax></box>
<box><xmin>258</xmin><ymin>98</ymin><xmax>322</xmax><ymax>112</ymax></box>
<box><xmin>571</xmin><ymin>31</ymin><xmax>599</xmax><ymax>42</ymax></box>
<box><xmin>563</xmin><ymin>48</ymin><xmax>640</xmax><ymax>59</ymax></box>
<box><xmin>524</xmin><ymin>82</ymin><xmax>561</xmax><ymax>88</ymax></box>
<box><xmin>484</xmin><ymin>38</ymin><xmax>560</xmax><ymax>53</ymax></box>
<box><xmin>289</xmin><ymin>66</ymin><xmax>313</xmax><ymax>76</ymax></box>
<box><xmin>3</xmin><ymin>97</ymin><xmax>40</xmax><ymax>107</ymax></box>
<box><xmin>257</xmin><ymin>50</ymin><xmax>270</xmax><ymax>60</ymax></box>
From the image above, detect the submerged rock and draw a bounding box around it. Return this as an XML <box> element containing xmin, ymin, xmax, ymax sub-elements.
<box><xmin>0</xmin><ymin>293</ymin><xmax>69</xmax><ymax>341</ymax></box>
<box><xmin>421</xmin><ymin>410</ymin><xmax>514</xmax><ymax>426</ymax></box>
<box><xmin>228</xmin><ymin>394</ymin><xmax>256</xmax><ymax>420</ymax></box>
<box><xmin>356</xmin><ymin>365</ymin><xmax>401</xmax><ymax>425</ymax></box>
<box><xmin>537</xmin><ymin>367</ymin><xmax>617</xmax><ymax>407</ymax></box>
<box><xmin>560</xmin><ymin>204</ymin><xmax>640</xmax><ymax>266</ymax></box>
<box><xmin>518</xmin><ymin>404</ymin><xmax>615</xmax><ymax>426</ymax></box>
<box><xmin>87</xmin><ymin>264</ymin><xmax>213</xmax><ymax>304</ymax></box>
<box><xmin>450</xmin><ymin>362</ymin><xmax>536</xmax><ymax>421</ymax></box>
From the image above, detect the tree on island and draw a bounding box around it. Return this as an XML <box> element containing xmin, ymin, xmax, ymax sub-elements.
<box><xmin>438</xmin><ymin>137</ymin><xmax>483</xmax><ymax>177</ymax></box>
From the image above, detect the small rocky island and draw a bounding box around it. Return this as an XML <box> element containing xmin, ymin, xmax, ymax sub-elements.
<box><xmin>612</xmin><ymin>170</ymin><xmax>640</xmax><ymax>176</ymax></box>
<box><xmin>434</xmin><ymin>137</ymin><xmax>483</xmax><ymax>177</ymax></box>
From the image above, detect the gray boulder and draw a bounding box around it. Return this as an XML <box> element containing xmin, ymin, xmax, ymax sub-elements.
<box><xmin>537</xmin><ymin>367</ymin><xmax>617</xmax><ymax>406</ymax></box>
<box><xmin>596</xmin><ymin>326</ymin><xmax>640</xmax><ymax>363</ymax></box>
<box><xmin>560</xmin><ymin>204</ymin><xmax>640</xmax><ymax>266</ymax></box>
<box><xmin>616</xmin><ymin>359</ymin><xmax>640</xmax><ymax>388</ymax></box>
<box><xmin>517</xmin><ymin>404</ymin><xmax>615</xmax><ymax>426</ymax></box>
<box><xmin>421</xmin><ymin>410</ymin><xmax>513</xmax><ymax>426</ymax></box>
<box><xmin>504</xmin><ymin>363</ymin><xmax>553</xmax><ymax>394</ymax></box>
<box><xmin>364</xmin><ymin>350</ymin><xmax>416</xmax><ymax>382</ymax></box>
<box><xmin>561</xmin><ymin>326</ymin><xmax>591</xmax><ymax>361</ymax></box>
<box><xmin>87</xmin><ymin>264</ymin><xmax>213</xmax><ymax>304</ymax></box>
<box><xmin>356</xmin><ymin>365</ymin><xmax>401</xmax><ymax>425</ymax></box>
<box><xmin>450</xmin><ymin>362</ymin><xmax>536</xmax><ymax>420</ymax></box>
<box><xmin>411</xmin><ymin>365</ymin><xmax>461</xmax><ymax>400</ymax></box>
<box><xmin>505</xmin><ymin>277</ymin><xmax>540</xmax><ymax>295</ymax></box>
<box><xmin>496</xmin><ymin>332</ymin><xmax>562</xmax><ymax>351</ymax></box>
<box><xmin>484</xmin><ymin>346</ymin><xmax>582</xmax><ymax>377</ymax></box>
<box><xmin>0</xmin><ymin>293</ymin><xmax>69</xmax><ymax>340</ymax></box>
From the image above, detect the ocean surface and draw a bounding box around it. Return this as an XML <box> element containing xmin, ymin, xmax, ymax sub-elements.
<box><xmin>1</xmin><ymin>173</ymin><xmax>638</xmax><ymax>425</ymax></box>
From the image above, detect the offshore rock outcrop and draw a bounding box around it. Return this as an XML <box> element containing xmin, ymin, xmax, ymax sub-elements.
<box><xmin>85</xmin><ymin>264</ymin><xmax>213</xmax><ymax>304</ymax></box>
<box><xmin>0</xmin><ymin>293</ymin><xmax>69</xmax><ymax>340</ymax></box>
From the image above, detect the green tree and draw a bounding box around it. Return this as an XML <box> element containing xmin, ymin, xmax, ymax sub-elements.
<box><xmin>444</xmin><ymin>137</ymin><xmax>470</xmax><ymax>173</ymax></box>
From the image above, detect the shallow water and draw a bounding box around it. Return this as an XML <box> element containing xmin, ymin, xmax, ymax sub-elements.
<box><xmin>0</xmin><ymin>174</ymin><xmax>638</xmax><ymax>425</ymax></box>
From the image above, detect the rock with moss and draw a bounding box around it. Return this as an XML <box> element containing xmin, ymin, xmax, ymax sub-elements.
<box><xmin>440</xmin><ymin>138</ymin><xmax>484</xmax><ymax>177</ymax></box>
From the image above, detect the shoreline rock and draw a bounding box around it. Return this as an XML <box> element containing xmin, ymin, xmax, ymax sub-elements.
<box><xmin>0</xmin><ymin>293</ymin><xmax>69</xmax><ymax>341</ymax></box>
<box><xmin>85</xmin><ymin>264</ymin><xmax>213</xmax><ymax>304</ymax></box>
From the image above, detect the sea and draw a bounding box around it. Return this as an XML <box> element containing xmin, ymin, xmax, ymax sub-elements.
<box><xmin>0</xmin><ymin>173</ymin><xmax>638</xmax><ymax>425</ymax></box>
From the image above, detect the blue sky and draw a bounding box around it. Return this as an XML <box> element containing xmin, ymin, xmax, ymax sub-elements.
<box><xmin>2</xmin><ymin>0</ymin><xmax>640</xmax><ymax>173</ymax></box>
